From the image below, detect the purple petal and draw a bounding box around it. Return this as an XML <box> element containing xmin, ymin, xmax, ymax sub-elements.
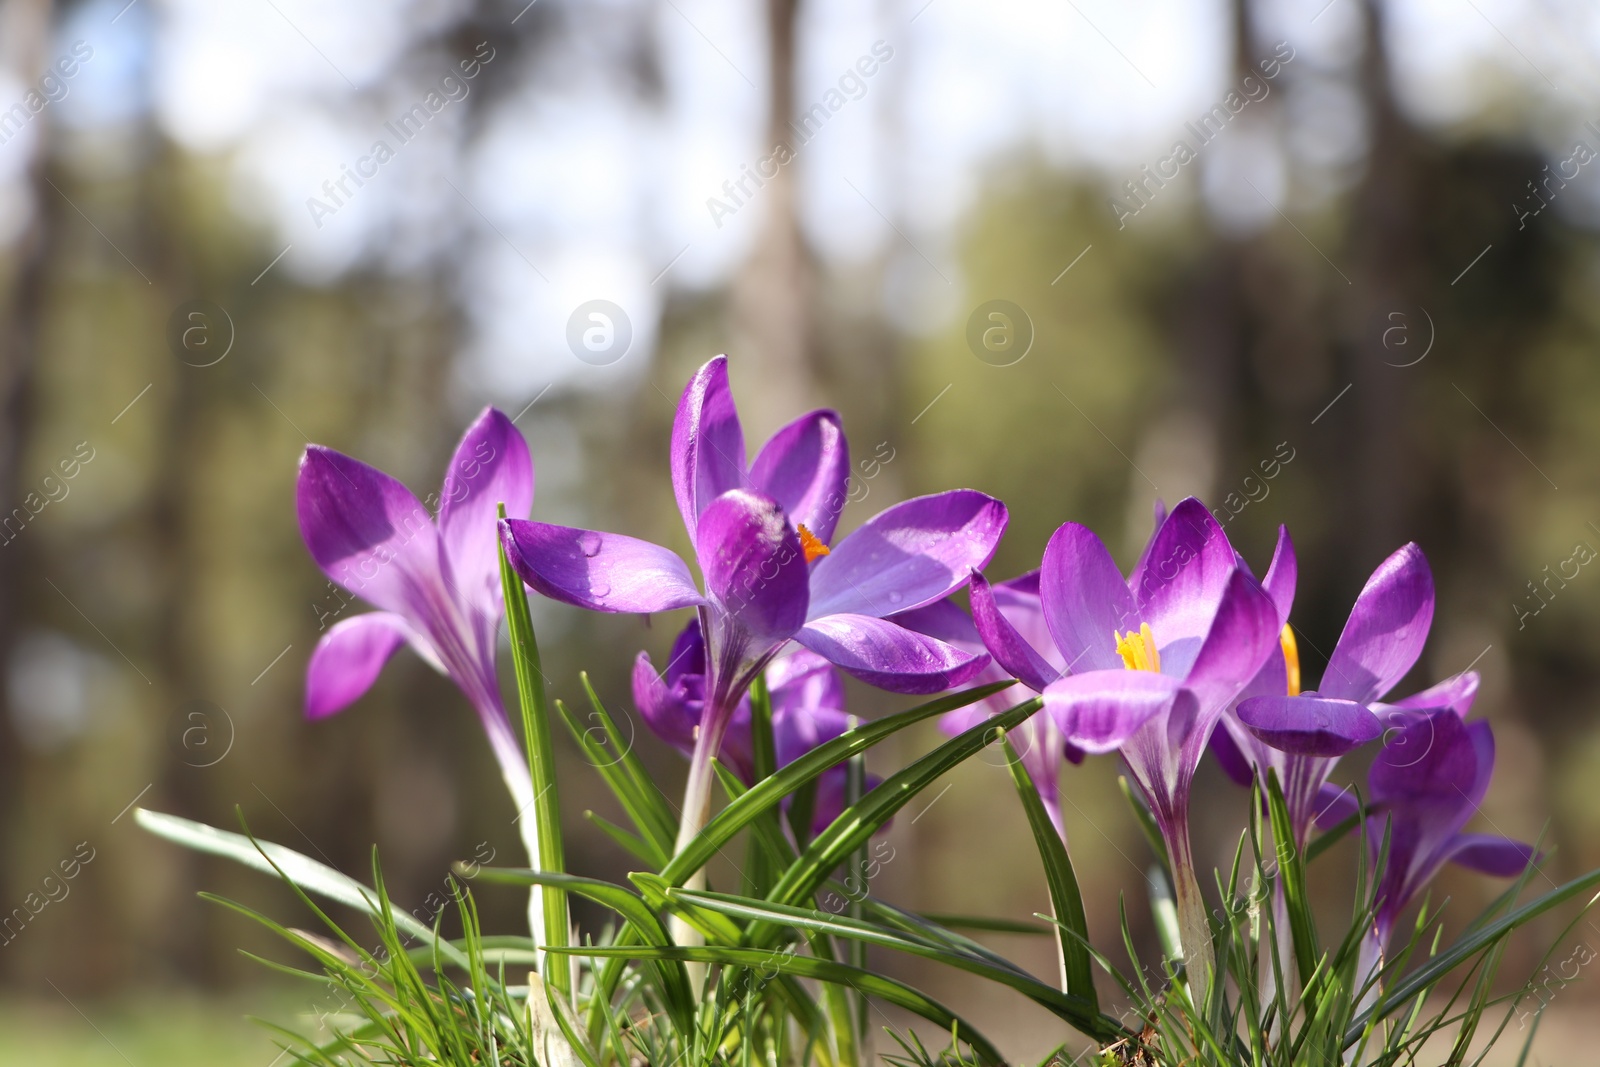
<box><xmin>305</xmin><ymin>613</ymin><xmax>414</xmax><ymax>720</ymax></box>
<box><xmin>499</xmin><ymin>519</ymin><xmax>705</xmax><ymax>614</ymax></box>
<box><xmin>1262</xmin><ymin>526</ymin><xmax>1297</xmax><ymax>624</ymax></box>
<box><xmin>1369</xmin><ymin>707</ymin><xmax>1479</xmax><ymax>810</ymax></box>
<box><xmin>696</xmin><ymin>490</ymin><xmax>809</xmax><ymax>640</ymax></box>
<box><xmin>1320</xmin><ymin>543</ymin><xmax>1435</xmax><ymax>703</ymax></box>
<box><xmin>1128</xmin><ymin>498</ymin><xmax>1239</xmax><ymax>647</ymax></box>
<box><xmin>1038</xmin><ymin>523</ymin><xmax>1139</xmax><ymax>675</ymax></box>
<box><xmin>297</xmin><ymin>445</ymin><xmax>444</xmax><ymax>619</ymax></box>
<box><xmin>1384</xmin><ymin>670</ymin><xmax>1480</xmax><ymax>718</ymax></box>
<box><xmin>970</xmin><ymin>570</ymin><xmax>1060</xmax><ymax>692</ymax></box>
<box><xmin>632</xmin><ymin>650</ymin><xmax>701</xmax><ymax>757</ymax></box>
<box><xmin>1445</xmin><ymin>834</ymin><xmax>1538</xmax><ymax>877</ymax></box>
<box><xmin>1042</xmin><ymin>669</ymin><xmax>1182</xmax><ymax>754</ymax></box>
<box><xmin>1180</xmin><ymin>569</ymin><xmax>1283</xmax><ymax>709</ymax></box>
<box><xmin>806</xmin><ymin>490</ymin><xmax>1007</xmax><ymax>620</ymax></box>
<box><xmin>664</xmin><ymin>618</ymin><xmax>707</xmax><ymax>685</ymax></box>
<box><xmin>772</xmin><ymin>704</ymin><xmax>853</xmax><ymax>768</ymax></box>
<box><xmin>891</xmin><ymin>597</ymin><xmax>980</xmax><ymax>648</ymax></box>
<box><xmin>767</xmin><ymin>649</ymin><xmax>844</xmax><ymax>717</ymax></box>
<box><xmin>436</xmin><ymin>408</ymin><xmax>535</xmax><ymax>615</ymax></box>
<box><xmin>748</xmin><ymin>410</ymin><xmax>850</xmax><ymax>544</ymax></box>
<box><xmin>1314</xmin><ymin>782</ymin><xmax>1361</xmax><ymax>828</ymax></box>
<box><xmin>1208</xmin><ymin>725</ymin><xmax>1255</xmax><ymax>787</ymax></box>
<box><xmin>1238</xmin><ymin>694</ymin><xmax>1383</xmax><ymax>757</ymax></box>
<box><xmin>1131</xmin><ymin>498</ymin><xmax>1168</xmax><ymax>577</ymax></box>
<box><xmin>796</xmin><ymin>613</ymin><xmax>988</xmax><ymax>694</ymax></box>
<box><xmin>671</xmin><ymin>356</ymin><xmax>747</xmax><ymax>536</ymax></box>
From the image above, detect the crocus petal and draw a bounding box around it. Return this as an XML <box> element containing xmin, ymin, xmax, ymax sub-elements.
<box><xmin>767</xmin><ymin>649</ymin><xmax>844</xmax><ymax>715</ymax></box>
<box><xmin>1038</xmin><ymin>522</ymin><xmax>1139</xmax><ymax>674</ymax></box>
<box><xmin>1129</xmin><ymin>498</ymin><xmax>1239</xmax><ymax>647</ymax></box>
<box><xmin>671</xmin><ymin>355</ymin><xmax>748</xmax><ymax>535</ymax></box>
<box><xmin>632</xmin><ymin>650</ymin><xmax>701</xmax><ymax>756</ymax></box>
<box><xmin>748</xmin><ymin>410</ymin><xmax>850</xmax><ymax>544</ymax></box>
<box><xmin>969</xmin><ymin>570</ymin><xmax>1060</xmax><ymax>692</ymax></box>
<box><xmin>499</xmin><ymin>519</ymin><xmax>705</xmax><ymax>614</ymax></box>
<box><xmin>1314</xmin><ymin>782</ymin><xmax>1361</xmax><ymax>828</ymax></box>
<box><xmin>796</xmin><ymin>613</ymin><xmax>988</xmax><ymax>694</ymax></box>
<box><xmin>297</xmin><ymin>445</ymin><xmax>444</xmax><ymax>619</ymax></box>
<box><xmin>1208</xmin><ymin>725</ymin><xmax>1255</xmax><ymax>787</ymax></box>
<box><xmin>1320</xmin><ymin>543</ymin><xmax>1435</xmax><ymax>703</ymax></box>
<box><xmin>806</xmin><ymin>490</ymin><xmax>1007</xmax><ymax>620</ymax></box>
<box><xmin>1179</xmin><ymin>569</ymin><xmax>1283</xmax><ymax>709</ymax></box>
<box><xmin>1369</xmin><ymin>707</ymin><xmax>1479</xmax><ymax>810</ymax></box>
<box><xmin>305</xmin><ymin>612</ymin><xmax>414</xmax><ymax>720</ymax></box>
<box><xmin>1042</xmin><ymin>669</ymin><xmax>1182</xmax><ymax>755</ymax></box>
<box><xmin>436</xmin><ymin>408</ymin><xmax>535</xmax><ymax>614</ymax></box>
<box><xmin>697</xmin><ymin>489</ymin><xmax>809</xmax><ymax>640</ymax></box>
<box><xmin>1444</xmin><ymin>834</ymin><xmax>1538</xmax><ymax>877</ymax></box>
<box><xmin>1262</xmin><ymin>526</ymin><xmax>1297</xmax><ymax>624</ymax></box>
<box><xmin>1238</xmin><ymin>694</ymin><xmax>1383</xmax><ymax>757</ymax></box>
<box><xmin>1384</xmin><ymin>670</ymin><xmax>1480</xmax><ymax>718</ymax></box>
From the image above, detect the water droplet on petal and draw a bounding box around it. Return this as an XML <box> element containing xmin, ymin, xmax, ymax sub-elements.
<box><xmin>888</xmin><ymin>591</ymin><xmax>903</xmax><ymax>604</ymax></box>
<box><xmin>590</xmin><ymin>582</ymin><xmax>612</xmax><ymax>598</ymax></box>
<box><xmin>578</xmin><ymin>531</ymin><xmax>603</xmax><ymax>557</ymax></box>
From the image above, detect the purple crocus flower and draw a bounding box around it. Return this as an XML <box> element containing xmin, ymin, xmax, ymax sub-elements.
<box><xmin>633</xmin><ymin>620</ymin><xmax>879</xmax><ymax>834</ymax></box>
<box><xmin>500</xmin><ymin>356</ymin><xmax>1003</xmax><ymax>851</ymax></box>
<box><xmin>968</xmin><ymin>498</ymin><xmax>1282</xmax><ymax>996</ymax></box>
<box><xmin>1317</xmin><ymin>704</ymin><xmax>1535</xmax><ymax>994</ymax></box>
<box><xmin>296</xmin><ymin>409</ymin><xmax>547</xmax><ymax>934</ymax></box>
<box><xmin>1220</xmin><ymin>541</ymin><xmax>1434</xmax><ymax>848</ymax></box>
<box><xmin>897</xmin><ymin>584</ymin><xmax>1080</xmax><ymax>840</ymax></box>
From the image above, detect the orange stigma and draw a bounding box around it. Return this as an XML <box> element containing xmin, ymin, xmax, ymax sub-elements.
<box><xmin>1280</xmin><ymin>624</ymin><xmax>1301</xmax><ymax>696</ymax></box>
<box><xmin>797</xmin><ymin>524</ymin><xmax>831</xmax><ymax>564</ymax></box>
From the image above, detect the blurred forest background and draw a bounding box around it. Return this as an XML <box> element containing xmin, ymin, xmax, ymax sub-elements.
<box><xmin>1</xmin><ymin>0</ymin><xmax>1599</xmax><ymax>1061</ymax></box>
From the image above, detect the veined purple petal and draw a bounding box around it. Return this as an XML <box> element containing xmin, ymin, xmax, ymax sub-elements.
<box><xmin>671</xmin><ymin>356</ymin><xmax>748</xmax><ymax>536</ymax></box>
<box><xmin>970</xmin><ymin>570</ymin><xmax>1060</xmax><ymax>692</ymax></box>
<box><xmin>697</xmin><ymin>490</ymin><xmax>809</xmax><ymax>640</ymax></box>
<box><xmin>297</xmin><ymin>445</ymin><xmax>444</xmax><ymax>618</ymax></box>
<box><xmin>1129</xmin><ymin>498</ymin><xmax>1239</xmax><ymax>647</ymax></box>
<box><xmin>1315</xmin><ymin>782</ymin><xmax>1360</xmax><ymax>828</ymax></box>
<box><xmin>305</xmin><ymin>612</ymin><xmax>416</xmax><ymax>720</ymax></box>
<box><xmin>1384</xmin><ymin>670</ymin><xmax>1480</xmax><ymax>718</ymax></box>
<box><xmin>1208</xmin><ymin>725</ymin><xmax>1255</xmax><ymax>787</ymax></box>
<box><xmin>436</xmin><ymin>408</ymin><xmax>535</xmax><ymax>615</ymax></box>
<box><xmin>767</xmin><ymin>649</ymin><xmax>844</xmax><ymax>716</ymax></box>
<box><xmin>1238</xmin><ymin>694</ymin><xmax>1383</xmax><ymax>757</ymax></box>
<box><xmin>748</xmin><ymin>410</ymin><xmax>850</xmax><ymax>544</ymax></box>
<box><xmin>1320</xmin><ymin>543</ymin><xmax>1435</xmax><ymax>703</ymax></box>
<box><xmin>1179</xmin><ymin>569</ymin><xmax>1282</xmax><ymax>710</ymax></box>
<box><xmin>499</xmin><ymin>519</ymin><xmax>705</xmax><ymax>614</ymax></box>
<box><xmin>632</xmin><ymin>650</ymin><xmax>702</xmax><ymax>756</ymax></box>
<box><xmin>1042</xmin><ymin>669</ymin><xmax>1182</xmax><ymax>754</ymax></box>
<box><xmin>772</xmin><ymin>704</ymin><xmax>853</xmax><ymax>768</ymax></box>
<box><xmin>1262</xmin><ymin>526</ymin><xmax>1297</xmax><ymax>624</ymax></box>
<box><xmin>1038</xmin><ymin>523</ymin><xmax>1139</xmax><ymax>675</ymax></box>
<box><xmin>1369</xmin><ymin>707</ymin><xmax>1479</xmax><ymax>811</ymax></box>
<box><xmin>1445</xmin><ymin>834</ymin><xmax>1538</xmax><ymax>877</ymax></box>
<box><xmin>806</xmin><ymin>490</ymin><xmax>1007</xmax><ymax>620</ymax></box>
<box><xmin>796</xmin><ymin>613</ymin><xmax>988</xmax><ymax>694</ymax></box>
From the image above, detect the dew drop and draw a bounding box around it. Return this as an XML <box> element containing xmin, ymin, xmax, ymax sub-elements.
<box><xmin>578</xmin><ymin>531</ymin><xmax>603</xmax><ymax>557</ymax></box>
<box><xmin>590</xmin><ymin>582</ymin><xmax>612</xmax><ymax>598</ymax></box>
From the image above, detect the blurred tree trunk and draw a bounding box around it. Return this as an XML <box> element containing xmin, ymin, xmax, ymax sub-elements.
<box><xmin>1342</xmin><ymin>0</ymin><xmax>1421</xmax><ymax>563</ymax></box>
<box><xmin>0</xmin><ymin>0</ymin><xmax>55</xmax><ymax>985</ymax></box>
<box><xmin>728</xmin><ymin>0</ymin><xmax>817</xmax><ymax>429</ymax></box>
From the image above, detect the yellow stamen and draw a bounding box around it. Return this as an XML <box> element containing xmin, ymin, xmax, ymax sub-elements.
<box><xmin>1114</xmin><ymin>622</ymin><xmax>1162</xmax><ymax>673</ymax></box>
<box><xmin>1280</xmin><ymin>623</ymin><xmax>1301</xmax><ymax>697</ymax></box>
<box><xmin>797</xmin><ymin>523</ymin><xmax>831</xmax><ymax>564</ymax></box>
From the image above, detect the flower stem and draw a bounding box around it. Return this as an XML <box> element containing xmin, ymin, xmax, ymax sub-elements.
<box><xmin>1168</xmin><ymin>823</ymin><xmax>1215</xmax><ymax>1007</ymax></box>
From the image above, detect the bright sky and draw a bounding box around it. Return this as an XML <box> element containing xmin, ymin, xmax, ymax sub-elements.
<box><xmin>5</xmin><ymin>0</ymin><xmax>1599</xmax><ymax>399</ymax></box>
